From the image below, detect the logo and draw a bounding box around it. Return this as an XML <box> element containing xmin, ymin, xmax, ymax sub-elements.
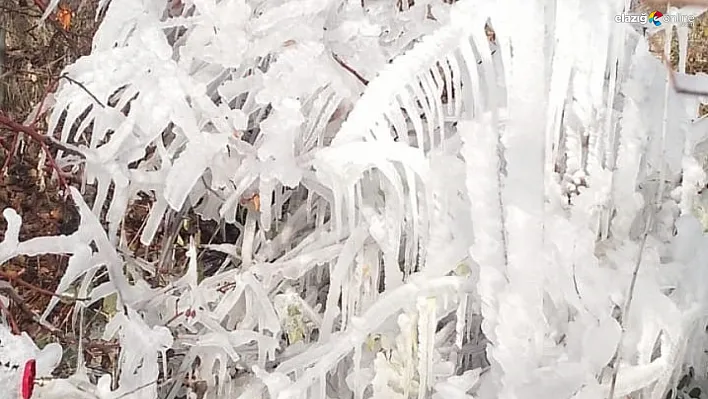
<box><xmin>649</xmin><ymin>11</ymin><xmax>663</xmax><ymax>26</ymax></box>
<box><xmin>615</xmin><ymin>9</ymin><xmax>694</xmax><ymax>26</ymax></box>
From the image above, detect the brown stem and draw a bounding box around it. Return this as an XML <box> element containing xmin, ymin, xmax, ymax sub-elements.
<box><xmin>1</xmin><ymin>131</ymin><xmax>19</xmax><ymax>176</ymax></box>
<box><xmin>30</xmin><ymin>78</ymin><xmax>59</xmax><ymax>127</ymax></box>
<box><xmin>331</xmin><ymin>52</ymin><xmax>369</xmax><ymax>86</ymax></box>
<box><xmin>32</xmin><ymin>0</ymin><xmax>47</xmax><ymax>12</ymax></box>
<box><xmin>0</xmin><ymin>111</ymin><xmax>73</xmax><ymax>190</ymax></box>
<box><xmin>0</xmin><ymin>270</ymin><xmax>89</xmax><ymax>302</ymax></box>
<box><xmin>0</xmin><ymin>298</ymin><xmax>19</xmax><ymax>334</ymax></box>
<box><xmin>0</xmin><ymin>283</ymin><xmax>119</xmax><ymax>350</ymax></box>
<box><xmin>164</xmin><ymin>310</ymin><xmax>185</xmax><ymax>327</ymax></box>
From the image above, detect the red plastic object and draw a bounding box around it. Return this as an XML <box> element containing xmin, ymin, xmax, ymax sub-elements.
<box><xmin>21</xmin><ymin>359</ymin><xmax>36</xmax><ymax>399</ymax></box>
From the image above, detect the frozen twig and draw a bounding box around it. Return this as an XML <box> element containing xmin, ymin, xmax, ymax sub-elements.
<box><xmin>0</xmin><ymin>269</ymin><xmax>89</xmax><ymax>303</ymax></box>
<box><xmin>0</xmin><ymin>111</ymin><xmax>81</xmax><ymax>190</ymax></box>
<box><xmin>0</xmin><ymin>281</ymin><xmax>119</xmax><ymax>351</ymax></box>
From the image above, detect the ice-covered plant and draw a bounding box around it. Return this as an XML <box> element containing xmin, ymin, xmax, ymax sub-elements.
<box><xmin>0</xmin><ymin>322</ymin><xmax>61</xmax><ymax>399</ymax></box>
<box><xmin>3</xmin><ymin>0</ymin><xmax>708</xmax><ymax>398</ymax></box>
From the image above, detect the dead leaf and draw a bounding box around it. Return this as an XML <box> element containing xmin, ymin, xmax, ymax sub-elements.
<box><xmin>56</xmin><ymin>5</ymin><xmax>73</xmax><ymax>31</ymax></box>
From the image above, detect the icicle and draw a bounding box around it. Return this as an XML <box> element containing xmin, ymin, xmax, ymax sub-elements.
<box><xmin>655</xmin><ymin>15</ymin><xmax>674</xmax><ymax>213</ymax></box>
<box><xmin>399</xmin><ymin>92</ymin><xmax>426</xmax><ymax>149</ymax></box>
<box><xmin>386</xmin><ymin>109</ymin><xmax>408</xmax><ymax>144</ymax></box>
<box><xmin>347</xmin><ymin>184</ymin><xmax>357</xmax><ymax>231</ymax></box>
<box><xmin>544</xmin><ymin>0</ymin><xmax>577</xmax><ymax>181</ymax></box>
<box><xmin>677</xmin><ymin>7</ymin><xmax>699</xmax><ymax>217</ymax></box>
<box><xmin>488</xmin><ymin>0</ymin><xmax>549</xmax><ymax>393</ymax></box>
<box><xmin>317</xmin><ymin>376</ymin><xmax>326</xmax><ymax>399</ymax></box>
<box><xmin>441</xmin><ymin>60</ymin><xmax>454</xmax><ymax>116</ymax></box>
<box><xmin>455</xmin><ymin>294</ymin><xmax>467</xmax><ymax>349</ymax></box>
<box><xmin>353</xmin><ymin>343</ymin><xmax>364</xmax><ymax>399</ymax></box>
<box><xmin>400</xmin><ymin>313</ymin><xmax>416</xmax><ymax>399</ymax></box>
<box><xmin>598</xmin><ymin>16</ymin><xmax>628</xmax><ymax>240</ymax></box>
<box><xmin>341</xmin><ymin>269</ymin><xmax>350</xmax><ymax>331</ymax></box>
<box><xmin>260</xmin><ymin>179</ymin><xmax>275</xmax><ymax>232</ymax></box>
<box><xmin>457</xmin><ymin>41</ymin><xmax>483</xmax><ymax>118</ymax></box>
<box><xmin>321</xmin><ymin>226</ymin><xmax>369</xmax><ymax>340</ymax></box>
<box><xmin>410</xmin><ymin>80</ymin><xmax>435</xmax><ymax>151</ymax></box>
<box><xmin>242</xmin><ymin>210</ymin><xmax>258</xmax><ymax>267</ymax></box>
<box><xmin>422</xmin><ymin>69</ymin><xmax>445</xmax><ymax>149</ymax></box>
<box><xmin>417</xmin><ymin>297</ymin><xmax>436</xmax><ymax>399</ymax></box>
<box><xmin>446</xmin><ymin>55</ymin><xmax>464</xmax><ymax>118</ymax></box>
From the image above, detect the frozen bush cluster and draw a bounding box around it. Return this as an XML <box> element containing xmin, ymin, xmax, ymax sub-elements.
<box><xmin>2</xmin><ymin>0</ymin><xmax>708</xmax><ymax>398</ymax></box>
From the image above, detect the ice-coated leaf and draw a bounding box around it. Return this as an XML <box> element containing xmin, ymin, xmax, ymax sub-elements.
<box><xmin>581</xmin><ymin>317</ymin><xmax>621</xmax><ymax>371</ymax></box>
<box><xmin>164</xmin><ymin>132</ymin><xmax>229</xmax><ymax>211</ymax></box>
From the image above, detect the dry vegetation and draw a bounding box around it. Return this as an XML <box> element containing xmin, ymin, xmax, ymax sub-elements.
<box><xmin>1</xmin><ymin>2</ymin><xmax>237</xmax><ymax>378</ymax></box>
<box><xmin>0</xmin><ymin>0</ymin><xmax>103</xmax><ymax>377</ymax></box>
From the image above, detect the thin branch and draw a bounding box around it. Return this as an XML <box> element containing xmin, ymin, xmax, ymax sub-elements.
<box><xmin>0</xmin><ymin>283</ymin><xmax>119</xmax><ymax>350</ymax></box>
<box><xmin>30</xmin><ymin>78</ymin><xmax>59</xmax><ymax>127</ymax></box>
<box><xmin>60</xmin><ymin>74</ymin><xmax>106</xmax><ymax>108</ymax></box>
<box><xmin>33</xmin><ymin>0</ymin><xmax>47</xmax><ymax>12</ymax></box>
<box><xmin>607</xmin><ymin>218</ymin><xmax>653</xmax><ymax>399</ymax></box>
<box><xmin>0</xmin><ymin>296</ymin><xmax>20</xmax><ymax>334</ymax></box>
<box><xmin>0</xmin><ymin>111</ymin><xmax>81</xmax><ymax>190</ymax></box>
<box><xmin>1</xmin><ymin>131</ymin><xmax>20</xmax><ymax>176</ymax></box>
<box><xmin>163</xmin><ymin>310</ymin><xmax>185</xmax><ymax>327</ymax></box>
<box><xmin>45</xmin><ymin>135</ymin><xmax>86</xmax><ymax>158</ymax></box>
<box><xmin>331</xmin><ymin>52</ymin><xmax>369</xmax><ymax>86</ymax></box>
<box><xmin>0</xmin><ymin>269</ymin><xmax>89</xmax><ymax>302</ymax></box>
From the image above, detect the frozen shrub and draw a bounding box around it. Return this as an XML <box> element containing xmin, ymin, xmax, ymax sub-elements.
<box><xmin>2</xmin><ymin>0</ymin><xmax>708</xmax><ymax>398</ymax></box>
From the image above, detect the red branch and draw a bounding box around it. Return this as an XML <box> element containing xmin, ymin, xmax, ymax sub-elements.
<box><xmin>31</xmin><ymin>79</ymin><xmax>59</xmax><ymax>127</ymax></box>
<box><xmin>0</xmin><ymin>112</ymin><xmax>70</xmax><ymax>191</ymax></box>
<box><xmin>0</xmin><ymin>270</ymin><xmax>88</xmax><ymax>302</ymax></box>
<box><xmin>33</xmin><ymin>0</ymin><xmax>47</xmax><ymax>12</ymax></box>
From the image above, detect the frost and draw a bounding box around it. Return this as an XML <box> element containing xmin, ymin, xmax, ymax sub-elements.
<box><xmin>6</xmin><ymin>0</ymin><xmax>708</xmax><ymax>398</ymax></box>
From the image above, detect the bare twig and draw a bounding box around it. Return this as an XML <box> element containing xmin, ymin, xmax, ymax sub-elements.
<box><xmin>163</xmin><ymin>310</ymin><xmax>185</xmax><ymax>327</ymax></box>
<box><xmin>32</xmin><ymin>0</ymin><xmax>47</xmax><ymax>12</ymax></box>
<box><xmin>30</xmin><ymin>78</ymin><xmax>59</xmax><ymax>127</ymax></box>
<box><xmin>59</xmin><ymin>74</ymin><xmax>106</xmax><ymax>108</ymax></box>
<box><xmin>0</xmin><ymin>111</ymin><xmax>79</xmax><ymax>190</ymax></box>
<box><xmin>607</xmin><ymin>216</ymin><xmax>653</xmax><ymax>399</ymax></box>
<box><xmin>1</xmin><ymin>131</ymin><xmax>20</xmax><ymax>176</ymax></box>
<box><xmin>0</xmin><ymin>296</ymin><xmax>20</xmax><ymax>334</ymax></box>
<box><xmin>331</xmin><ymin>52</ymin><xmax>369</xmax><ymax>85</ymax></box>
<box><xmin>156</xmin><ymin>205</ymin><xmax>189</xmax><ymax>281</ymax></box>
<box><xmin>0</xmin><ymin>269</ymin><xmax>89</xmax><ymax>302</ymax></box>
<box><xmin>0</xmin><ymin>282</ymin><xmax>119</xmax><ymax>350</ymax></box>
